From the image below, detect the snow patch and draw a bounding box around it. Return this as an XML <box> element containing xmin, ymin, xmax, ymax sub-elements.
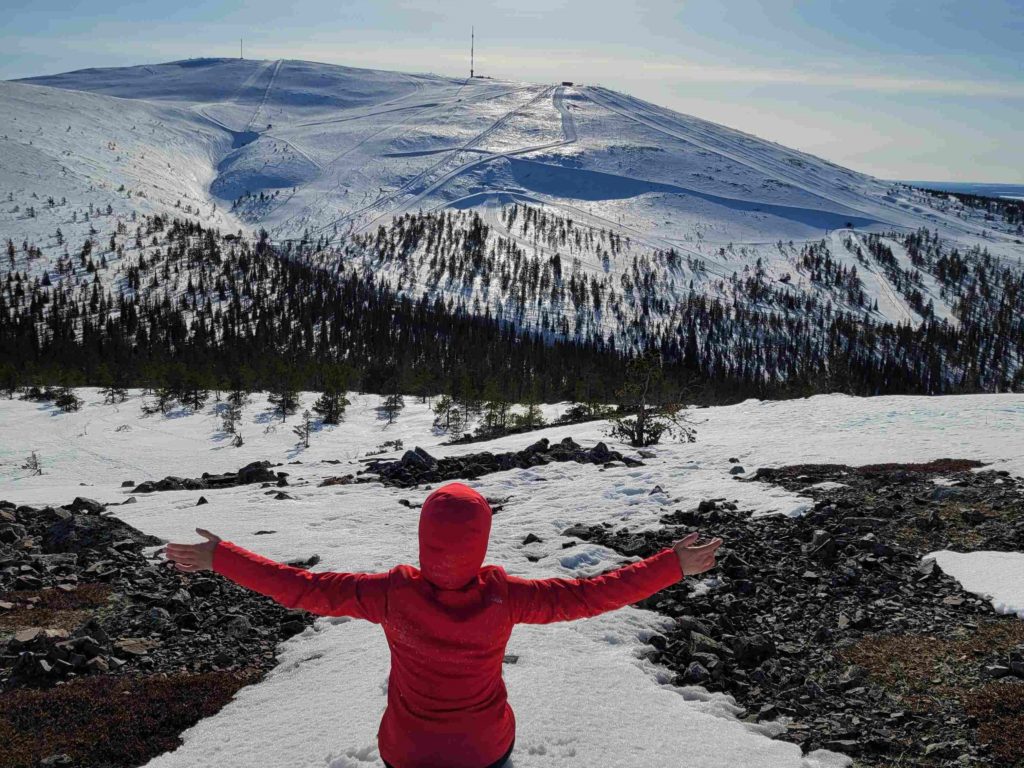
<box><xmin>927</xmin><ymin>550</ymin><xmax>1024</xmax><ymax>619</ymax></box>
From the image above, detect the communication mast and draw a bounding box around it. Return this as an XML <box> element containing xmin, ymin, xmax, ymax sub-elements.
<box><xmin>240</xmin><ymin>38</ymin><xmax>244</xmax><ymax>59</ymax></box>
<box><xmin>470</xmin><ymin>27</ymin><xmax>474</xmax><ymax>78</ymax></box>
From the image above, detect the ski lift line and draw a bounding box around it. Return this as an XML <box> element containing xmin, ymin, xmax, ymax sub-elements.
<box><xmin>244</xmin><ymin>59</ymin><xmax>283</xmax><ymax>133</ymax></box>
<box><xmin>333</xmin><ymin>85</ymin><xmax>575</xmax><ymax>237</ymax></box>
<box><xmin>276</xmin><ymin>86</ymin><xmax>554</xmax><ymax>240</ymax></box>
<box><xmin>262</xmin><ymin>86</ymin><xmax>482</xmax><ymax>228</ymax></box>
<box><xmin>265</xmin><ymin>84</ymin><xmax>538</xmax><ymax>232</ymax></box>
<box><xmin>270</xmin><ymin>84</ymin><xmax>548</xmax><ymax>235</ymax></box>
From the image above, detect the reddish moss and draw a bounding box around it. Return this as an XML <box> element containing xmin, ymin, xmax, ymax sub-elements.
<box><xmin>0</xmin><ymin>670</ymin><xmax>262</xmax><ymax>768</ymax></box>
<box><xmin>0</xmin><ymin>584</ymin><xmax>113</xmax><ymax>631</ymax></box>
<box><xmin>965</xmin><ymin>683</ymin><xmax>1024</xmax><ymax>765</ymax></box>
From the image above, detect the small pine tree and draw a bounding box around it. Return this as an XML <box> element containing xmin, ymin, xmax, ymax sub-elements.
<box><xmin>221</xmin><ymin>402</ymin><xmax>242</xmax><ymax>434</ymax></box>
<box><xmin>312</xmin><ymin>366</ymin><xmax>350</xmax><ymax>425</ymax></box>
<box><xmin>512</xmin><ymin>380</ymin><xmax>546</xmax><ymax>431</ymax></box>
<box><xmin>232</xmin><ymin>431</ymin><xmax>244</xmax><ymax>448</ymax></box>
<box><xmin>145</xmin><ymin>385</ymin><xmax>176</xmax><ymax>415</ymax></box>
<box><xmin>381</xmin><ymin>393</ymin><xmax>405</xmax><ymax>425</ymax></box>
<box><xmin>408</xmin><ymin>367</ymin><xmax>434</xmax><ymax>404</ymax></box>
<box><xmin>480</xmin><ymin>380</ymin><xmax>512</xmax><ymax>435</ymax></box>
<box><xmin>22</xmin><ymin>451</ymin><xmax>43</xmax><ymax>476</ymax></box>
<box><xmin>432</xmin><ymin>394</ymin><xmax>456</xmax><ymax>431</ymax></box>
<box><xmin>268</xmin><ymin>370</ymin><xmax>300</xmax><ymax>422</ymax></box>
<box><xmin>227</xmin><ymin>387</ymin><xmax>250</xmax><ymax>409</ymax></box>
<box><xmin>609</xmin><ymin>353</ymin><xmax>695</xmax><ymax>447</ymax></box>
<box><xmin>313</xmin><ymin>389</ymin><xmax>349</xmax><ymax>425</ymax></box>
<box><xmin>447</xmin><ymin>405</ymin><xmax>467</xmax><ymax>439</ymax></box>
<box><xmin>54</xmin><ymin>387</ymin><xmax>82</xmax><ymax>412</ymax></box>
<box><xmin>293</xmin><ymin>409</ymin><xmax>313</xmax><ymax>448</ymax></box>
<box><xmin>0</xmin><ymin>362</ymin><xmax>18</xmax><ymax>399</ymax></box>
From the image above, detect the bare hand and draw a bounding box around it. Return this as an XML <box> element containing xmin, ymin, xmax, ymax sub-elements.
<box><xmin>673</xmin><ymin>532</ymin><xmax>723</xmax><ymax>577</ymax></box>
<box><xmin>163</xmin><ymin>528</ymin><xmax>222</xmax><ymax>573</ymax></box>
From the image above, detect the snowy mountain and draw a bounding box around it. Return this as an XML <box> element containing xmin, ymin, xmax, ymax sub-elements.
<box><xmin>3</xmin><ymin>57</ymin><xmax>1024</xmax><ymax>394</ymax></box>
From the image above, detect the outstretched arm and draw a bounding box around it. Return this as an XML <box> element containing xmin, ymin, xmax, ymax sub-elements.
<box><xmin>164</xmin><ymin>529</ymin><xmax>389</xmax><ymax>623</ymax></box>
<box><xmin>507</xmin><ymin>532</ymin><xmax>721</xmax><ymax>624</ymax></box>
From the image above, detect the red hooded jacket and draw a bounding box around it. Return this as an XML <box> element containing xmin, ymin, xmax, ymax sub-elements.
<box><xmin>212</xmin><ymin>482</ymin><xmax>683</xmax><ymax>768</ymax></box>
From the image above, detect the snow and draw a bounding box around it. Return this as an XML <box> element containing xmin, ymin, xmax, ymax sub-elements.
<box><xmin>4</xmin><ymin>58</ymin><xmax>1020</xmax><ymax>336</ymax></box>
<box><xmin>927</xmin><ymin>551</ymin><xmax>1024</xmax><ymax>619</ymax></box>
<box><xmin>2</xmin><ymin>390</ymin><xmax>1024</xmax><ymax>766</ymax></box>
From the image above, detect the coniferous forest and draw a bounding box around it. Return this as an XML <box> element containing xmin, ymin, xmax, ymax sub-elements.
<box><xmin>1</xmin><ymin>206</ymin><xmax>1023</xmax><ymax>407</ymax></box>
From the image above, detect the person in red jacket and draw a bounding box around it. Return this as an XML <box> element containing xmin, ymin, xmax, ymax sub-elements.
<box><xmin>164</xmin><ymin>481</ymin><xmax>722</xmax><ymax>768</ymax></box>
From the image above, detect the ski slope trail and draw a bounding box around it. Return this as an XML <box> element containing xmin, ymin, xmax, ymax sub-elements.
<box><xmin>309</xmin><ymin>85</ymin><xmax>556</xmax><ymax>236</ymax></box>
<box><xmin>243</xmin><ymin>58</ymin><xmax>282</xmax><ymax>132</ymax></box>
<box><xmin>582</xmin><ymin>86</ymin><xmax>892</xmax><ymax>229</ymax></box>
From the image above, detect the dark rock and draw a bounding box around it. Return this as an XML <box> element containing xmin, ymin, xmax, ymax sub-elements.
<box><xmin>561</xmin><ymin>524</ymin><xmax>593</xmax><ymax>540</ymax></box>
<box><xmin>286</xmin><ymin>554</ymin><xmax>321</xmax><ymax>569</ymax></box>
<box><xmin>683</xmin><ymin>661</ymin><xmax>710</xmax><ymax>684</ymax></box>
<box><xmin>220</xmin><ymin>615</ymin><xmax>252</xmax><ymax>638</ymax></box>
<box><xmin>280</xmin><ymin>619</ymin><xmax>307</xmax><ymax>639</ymax></box>
<box><xmin>361</xmin><ymin>438</ymin><xmax>640</xmax><ymax>488</ymax></box>
<box><xmin>68</xmin><ymin>497</ymin><xmax>105</xmax><ymax>514</ymax></box>
<box><xmin>196</xmin><ymin>496</ymin><xmax>208</xmax><ymax>506</ymax></box>
<box><xmin>522</xmin><ymin>533</ymin><xmax>543</xmax><ymax>545</ymax></box>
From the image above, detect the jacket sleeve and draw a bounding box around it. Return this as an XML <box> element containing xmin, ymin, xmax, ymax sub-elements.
<box><xmin>211</xmin><ymin>541</ymin><xmax>389</xmax><ymax>623</ymax></box>
<box><xmin>506</xmin><ymin>548</ymin><xmax>683</xmax><ymax>624</ymax></box>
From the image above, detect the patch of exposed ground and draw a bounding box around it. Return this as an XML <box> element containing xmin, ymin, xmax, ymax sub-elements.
<box><xmin>569</xmin><ymin>460</ymin><xmax>1024</xmax><ymax>767</ymax></box>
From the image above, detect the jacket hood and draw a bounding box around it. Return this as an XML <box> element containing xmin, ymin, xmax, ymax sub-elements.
<box><xmin>418</xmin><ymin>482</ymin><xmax>492</xmax><ymax>590</ymax></box>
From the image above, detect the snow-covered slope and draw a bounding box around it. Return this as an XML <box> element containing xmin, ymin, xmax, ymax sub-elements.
<box><xmin>10</xmin><ymin>59</ymin><xmax>1021</xmax><ymax>250</ymax></box>
<box><xmin>2</xmin><ymin>390</ymin><xmax>1023</xmax><ymax>767</ymax></box>
<box><xmin>4</xmin><ymin>57</ymin><xmax>1023</xmax><ymax>337</ymax></box>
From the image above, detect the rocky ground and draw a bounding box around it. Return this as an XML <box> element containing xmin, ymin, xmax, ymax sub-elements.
<box><xmin>346</xmin><ymin>438</ymin><xmax>643</xmax><ymax>488</ymax></box>
<box><xmin>6</xmin><ymin>448</ymin><xmax>1024</xmax><ymax>767</ymax></box>
<box><xmin>572</xmin><ymin>459</ymin><xmax>1024</xmax><ymax>767</ymax></box>
<box><xmin>0</xmin><ymin>496</ymin><xmax>315</xmax><ymax>768</ymax></box>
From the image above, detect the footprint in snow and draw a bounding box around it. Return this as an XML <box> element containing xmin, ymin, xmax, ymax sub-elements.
<box><xmin>325</xmin><ymin>744</ymin><xmax>378</xmax><ymax>767</ymax></box>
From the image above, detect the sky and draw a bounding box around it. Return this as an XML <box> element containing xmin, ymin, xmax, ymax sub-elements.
<box><xmin>2</xmin><ymin>0</ymin><xmax>1022</xmax><ymax>183</ymax></box>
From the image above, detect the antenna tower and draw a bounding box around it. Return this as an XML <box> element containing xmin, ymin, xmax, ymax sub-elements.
<box><xmin>470</xmin><ymin>27</ymin><xmax>474</xmax><ymax>78</ymax></box>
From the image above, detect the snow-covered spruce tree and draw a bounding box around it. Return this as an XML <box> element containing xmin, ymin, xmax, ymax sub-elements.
<box><xmin>609</xmin><ymin>353</ymin><xmax>694</xmax><ymax>447</ymax></box>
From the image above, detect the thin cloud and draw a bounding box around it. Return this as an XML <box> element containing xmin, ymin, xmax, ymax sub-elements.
<box><xmin>5</xmin><ymin>34</ymin><xmax>1022</xmax><ymax>99</ymax></box>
